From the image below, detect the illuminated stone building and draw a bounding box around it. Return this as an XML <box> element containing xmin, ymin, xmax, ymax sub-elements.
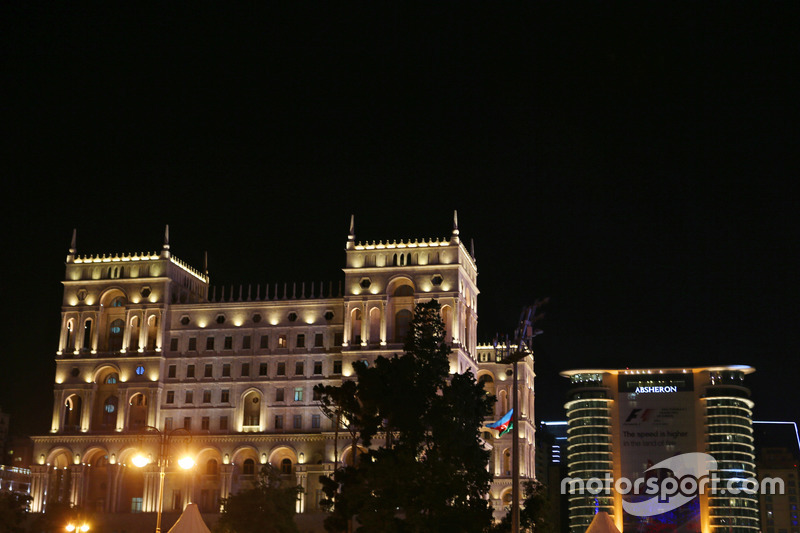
<box><xmin>30</xmin><ymin>215</ymin><xmax>534</xmax><ymax>524</ymax></box>
<box><xmin>562</xmin><ymin>366</ymin><xmax>759</xmax><ymax>533</ymax></box>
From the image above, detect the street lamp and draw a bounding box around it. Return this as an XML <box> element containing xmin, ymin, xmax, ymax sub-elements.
<box><xmin>65</xmin><ymin>523</ymin><xmax>90</xmax><ymax>532</ymax></box>
<box><xmin>132</xmin><ymin>426</ymin><xmax>195</xmax><ymax>533</ymax></box>
<box><xmin>494</xmin><ymin>299</ymin><xmax>547</xmax><ymax>533</ymax></box>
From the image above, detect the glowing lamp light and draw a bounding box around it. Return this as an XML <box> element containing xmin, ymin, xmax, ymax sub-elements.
<box><xmin>178</xmin><ymin>456</ymin><xmax>195</xmax><ymax>470</ymax></box>
<box><xmin>66</xmin><ymin>525</ymin><xmax>75</xmax><ymax>532</ymax></box>
<box><xmin>131</xmin><ymin>454</ymin><xmax>149</xmax><ymax>468</ymax></box>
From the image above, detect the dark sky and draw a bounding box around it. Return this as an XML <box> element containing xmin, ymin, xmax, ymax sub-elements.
<box><xmin>2</xmin><ymin>3</ymin><xmax>799</xmax><ymax>438</ymax></box>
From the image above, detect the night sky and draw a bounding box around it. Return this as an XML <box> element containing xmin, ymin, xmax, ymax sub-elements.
<box><xmin>2</xmin><ymin>4</ymin><xmax>799</xmax><ymax>440</ymax></box>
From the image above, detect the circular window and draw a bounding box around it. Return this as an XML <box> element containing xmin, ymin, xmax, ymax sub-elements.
<box><xmin>216</xmin><ymin>315</ymin><xmax>226</xmax><ymax>324</ymax></box>
<box><xmin>181</xmin><ymin>316</ymin><xmax>190</xmax><ymax>326</ymax></box>
<box><xmin>287</xmin><ymin>312</ymin><xmax>297</xmax><ymax>322</ymax></box>
<box><xmin>104</xmin><ymin>404</ymin><xmax>115</xmax><ymax>413</ymax></box>
<box><xmin>431</xmin><ymin>275</ymin><xmax>444</xmax><ymax>287</ymax></box>
<box><xmin>252</xmin><ymin>397</ymin><xmax>259</xmax><ymax>404</ymax></box>
<box><xmin>253</xmin><ymin>313</ymin><xmax>262</xmax><ymax>323</ymax></box>
<box><xmin>359</xmin><ymin>278</ymin><xmax>371</xmax><ymax>289</ymax></box>
<box><xmin>135</xmin><ymin>365</ymin><xmax>145</xmax><ymax>376</ymax></box>
<box><xmin>324</xmin><ymin>311</ymin><xmax>334</xmax><ymax>321</ymax></box>
<box><xmin>71</xmin><ymin>368</ymin><xmax>80</xmax><ymax>377</ymax></box>
<box><xmin>140</xmin><ymin>287</ymin><xmax>151</xmax><ymax>298</ymax></box>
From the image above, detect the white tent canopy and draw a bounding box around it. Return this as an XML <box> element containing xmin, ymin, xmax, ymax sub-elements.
<box><xmin>167</xmin><ymin>503</ymin><xmax>212</xmax><ymax>533</ymax></box>
<box><xmin>585</xmin><ymin>511</ymin><xmax>621</xmax><ymax>533</ymax></box>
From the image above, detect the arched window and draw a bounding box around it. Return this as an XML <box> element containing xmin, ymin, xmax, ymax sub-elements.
<box><xmin>280</xmin><ymin>458</ymin><xmax>292</xmax><ymax>475</ymax></box>
<box><xmin>102</xmin><ymin>396</ymin><xmax>118</xmax><ymax>427</ymax></box>
<box><xmin>65</xmin><ymin>320</ymin><xmax>74</xmax><ymax>352</ymax></box>
<box><xmin>393</xmin><ymin>285</ymin><xmax>414</xmax><ymax>297</ymax></box>
<box><xmin>128</xmin><ymin>393</ymin><xmax>147</xmax><ymax>430</ymax></box>
<box><xmin>105</xmin><ymin>373</ymin><xmax>119</xmax><ymax>384</ymax></box>
<box><xmin>129</xmin><ymin>316</ymin><xmax>140</xmax><ymax>351</ymax></box>
<box><xmin>206</xmin><ymin>459</ymin><xmax>218</xmax><ymax>475</ymax></box>
<box><xmin>243</xmin><ymin>392</ymin><xmax>261</xmax><ymax>428</ymax></box>
<box><xmin>394</xmin><ymin>309</ymin><xmax>413</xmax><ymax>343</ymax></box>
<box><xmin>243</xmin><ymin>458</ymin><xmax>255</xmax><ymax>475</ymax></box>
<box><xmin>110</xmin><ymin>296</ymin><xmax>126</xmax><ymax>307</ymax></box>
<box><xmin>63</xmin><ymin>395</ymin><xmax>82</xmax><ymax>431</ymax></box>
<box><xmin>83</xmin><ymin>319</ymin><xmax>93</xmax><ymax>351</ymax></box>
<box><xmin>350</xmin><ymin>308</ymin><xmax>362</xmax><ymax>345</ymax></box>
<box><xmin>146</xmin><ymin>315</ymin><xmax>158</xmax><ymax>351</ymax></box>
<box><xmin>108</xmin><ymin>319</ymin><xmax>124</xmax><ymax>351</ymax></box>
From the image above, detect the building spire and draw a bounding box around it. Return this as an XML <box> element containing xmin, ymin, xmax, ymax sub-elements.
<box><xmin>67</xmin><ymin>228</ymin><xmax>77</xmax><ymax>263</ymax></box>
<box><xmin>450</xmin><ymin>210</ymin><xmax>460</xmax><ymax>244</ymax></box>
<box><xmin>346</xmin><ymin>214</ymin><xmax>356</xmax><ymax>250</ymax></box>
<box><xmin>470</xmin><ymin>238</ymin><xmax>476</xmax><ymax>260</ymax></box>
<box><xmin>161</xmin><ymin>224</ymin><xmax>171</xmax><ymax>258</ymax></box>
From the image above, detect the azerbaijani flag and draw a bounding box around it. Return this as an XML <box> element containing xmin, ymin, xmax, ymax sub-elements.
<box><xmin>486</xmin><ymin>409</ymin><xmax>514</xmax><ymax>437</ymax></box>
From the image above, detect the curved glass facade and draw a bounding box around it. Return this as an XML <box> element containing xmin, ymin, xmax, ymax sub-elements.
<box><xmin>704</xmin><ymin>389</ymin><xmax>759</xmax><ymax>532</ymax></box>
<box><xmin>565</xmin><ymin>396</ymin><xmax>614</xmax><ymax>533</ymax></box>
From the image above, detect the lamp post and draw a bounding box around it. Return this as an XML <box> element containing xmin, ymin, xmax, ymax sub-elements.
<box><xmin>132</xmin><ymin>426</ymin><xmax>195</xmax><ymax>533</ymax></box>
<box><xmin>494</xmin><ymin>299</ymin><xmax>547</xmax><ymax>533</ymax></box>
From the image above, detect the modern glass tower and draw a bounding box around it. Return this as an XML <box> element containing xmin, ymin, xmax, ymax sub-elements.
<box><xmin>561</xmin><ymin>366</ymin><xmax>758</xmax><ymax>533</ymax></box>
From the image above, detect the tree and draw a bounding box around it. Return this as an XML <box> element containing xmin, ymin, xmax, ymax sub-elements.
<box><xmin>314</xmin><ymin>379</ymin><xmax>362</xmax><ymax>467</ymax></box>
<box><xmin>490</xmin><ymin>480</ymin><xmax>555</xmax><ymax>533</ymax></box>
<box><xmin>0</xmin><ymin>492</ymin><xmax>30</xmax><ymax>533</ymax></box>
<box><xmin>320</xmin><ymin>299</ymin><xmax>495</xmax><ymax>533</ymax></box>
<box><xmin>215</xmin><ymin>465</ymin><xmax>302</xmax><ymax>533</ymax></box>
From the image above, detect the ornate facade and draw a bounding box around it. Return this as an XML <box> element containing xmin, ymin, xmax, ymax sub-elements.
<box><xmin>31</xmin><ymin>215</ymin><xmax>535</xmax><ymax>522</ymax></box>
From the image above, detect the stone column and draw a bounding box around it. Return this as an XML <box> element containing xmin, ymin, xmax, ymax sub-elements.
<box><xmin>295</xmin><ymin>466</ymin><xmax>308</xmax><ymax>514</ymax></box>
<box><xmin>142</xmin><ymin>464</ymin><xmax>160</xmax><ymax>512</ymax></box>
<box><xmin>359</xmin><ymin>302</ymin><xmax>367</xmax><ymax>345</ymax></box>
<box><xmin>51</xmin><ymin>391</ymin><xmax>62</xmax><ymax>433</ymax></box>
<box><xmin>107</xmin><ymin>463</ymin><xmax>125</xmax><ymax>513</ymax></box>
<box><xmin>379</xmin><ymin>301</ymin><xmax>387</xmax><ymax>345</ymax></box>
<box><xmin>30</xmin><ymin>465</ymin><xmax>49</xmax><ymax>513</ymax></box>
<box><xmin>69</xmin><ymin>464</ymin><xmax>87</xmax><ymax>507</ymax></box>
<box><xmin>219</xmin><ymin>464</ymin><xmax>234</xmax><ymax>503</ymax></box>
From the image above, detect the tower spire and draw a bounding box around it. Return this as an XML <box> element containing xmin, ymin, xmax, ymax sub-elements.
<box><xmin>450</xmin><ymin>210</ymin><xmax>460</xmax><ymax>244</ymax></box>
<box><xmin>161</xmin><ymin>224</ymin><xmax>171</xmax><ymax>258</ymax></box>
<box><xmin>346</xmin><ymin>214</ymin><xmax>356</xmax><ymax>250</ymax></box>
<box><xmin>67</xmin><ymin>228</ymin><xmax>77</xmax><ymax>263</ymax></box>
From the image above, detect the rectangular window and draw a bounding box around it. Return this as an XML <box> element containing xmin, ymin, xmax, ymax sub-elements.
<box><xmin>294</xmin><ymin>387</ymin><xmax>303</xmax><ymax>402</ymax></box>
<box><xmin>312</xmin><ymin>414</ymin><xmax>321</xmax><ymax>429</ymax></box>
<box><xmin>185</xmin><ymin>391</ymin><xmax>193</xmax><ymax>404</ymax></box>
<box><xmin>275</xmin><ymin>415</ymin><xmax>283</xmax><ymax>429</ymax></box>
<box><xmin>166</xmin><ymin>391</ymin><xmax>175</xmax><ymax>404</ymax></box>
<box><xmin>170</xmin><ymin>338</ymin><xmax>179</xmax><ymax>351</ymax></box>
<box><xmin>333</xmin><ymin>360</ymin><xmax>342</xmax><ymax>374</ymax></box>
<box><xmin>222</xmin><ymin>363</ymin><xmax>230</xmax><ymax>377</ymax></box>
<box><xmin>221</xmin><ymin>390</ymin><xmax>230</xmax><ymax>403</ymax></box>
<box><xmin>259</xmin><ymin>363</ymin><xmax>268</xmax><ymax>376</ymax></box>
<box><xmin>313</xmin><ymin>387</ymin><xmax>322</xmax><ymax>401</ymax></box>
<box><xmin>334</xmin><ymin>332</ymin><xmax>343</xmax><ymax>346</ymax></box>
<box><xmin>278</xmin><ymin>335</ymin><xmax>287</xmax><ymax>348</ymax></box>
<box><xmin>219</xmin><ymin>416</ymin><xmax>228</xmax><ymax>430</ymax></box>
<box><xmin>315</xmin><ymin>333</ymin><xmax>324</xmax><ymax>347</ymax></box>
<box><xmin>168</xmin><ymin>365</ymin><xmax>176</xmax><ymax>378</ymax></box>
<box><xmin>293</xmin><ymin>415</ymin><xmax>302</xmax><ymax>429</ymax></box>
<box><xmin>295</xmin><ymin>362</ymin><xmax>304</xmax><ymax>375</ymax></box>
<box><xmin>277</xmin><ymin>362</ymin><xmax>286</xmax><ymax>376</ymax></box>
<box><xmin>204</xmin><ymin>364</ymin><xmax>213</xmax><ymax>378</ymax></box>
<box><xmin>201</xmin><ymin>417</ymin><xmax>210</xmax><ymax>430</ymax></box>
<box><xmin>224</xmin><ymin>336</ymin><xmax>232</xmax><ymax>350</ymax></box>
<box><xmin>313</xmin><ymin>361</ymin><xmax>322</xmax><ymax>375</ymax></box>
<box><xmin>188</xmin><ymin>337</ymin><xmax>197</xmax><ymax>351</ymax></box>
<box><xmin>165</xmin><ymin>417</ymin><xmax>173</xmax><ymax>431</ymax></box>
<box><xmin>183</xmin><ymin>417</ymin><xmax>191</xmax><ymax>430</ymax></box>
<box><xmin>131</xmin><ymin>497</ymin><xmax>143</xmax><ymax>513</ymax></box>
<box><xmin>276</xmin><ymin>388</ymin><xmax>285</xmax><ymax>402</ymax></box>
<box><xmin>297</xmin><ymin>334</ymin><xmax>305</xmax><ymax>348</ymax></box>
<box><xmin>241</xmin><ymin>363</ymin><xmax>250</xmax><ymax>377</ymax></box>
<box><xmin>203</xmin><ymin>390</ymin><xmax>211</xmax><ymax>403</ymax></box>
<box><xmin>186</xmin><ymin>365</ymin><xmax>195</xmax><ymax>378</ymax></box>
<box><xmin>260</xmin><ymin>335</ymin><xmax>269</xmax><ymax>349</ymax></box>
<box><xmin>242</xmin><ymin>335</ymin><xmax>251</xmax><ymax>349</ymax></box>
<box><xmin>206</xmin><ymin>337</ymin><xmax>215</xmax><ymax>351</ymax></box>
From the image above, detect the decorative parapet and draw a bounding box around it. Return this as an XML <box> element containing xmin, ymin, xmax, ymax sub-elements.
<box><xmin>353</xmin><ymin>237</ymin><xmax>450</xmax><ymax>250</ymax></box>
<box><xmin>72</xmin><ymin>253</ymin><xmax>208</xmax><ymax>282</ymax></box>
